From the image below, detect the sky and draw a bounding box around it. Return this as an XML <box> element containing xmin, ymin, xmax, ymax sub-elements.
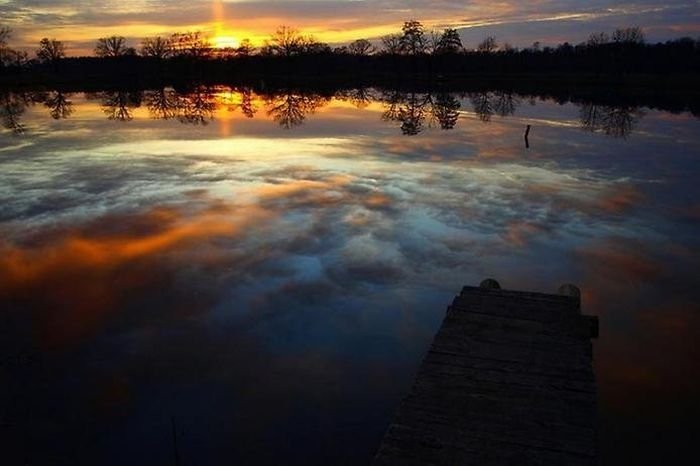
<box><xmin>1</xmin><ymin>1</ymin><xmax>699</xmax><ymax>56</ymax></box>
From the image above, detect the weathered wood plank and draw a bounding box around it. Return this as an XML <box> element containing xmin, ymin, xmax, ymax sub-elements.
<box><xmin>374</xmin><ymin>281</ymin><xmax>598</xmax><ymax>465</ymax></box>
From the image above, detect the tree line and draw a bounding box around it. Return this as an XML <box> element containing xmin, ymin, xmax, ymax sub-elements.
<box><xmin>2</xmin><ymin>22</ymin><xmax>699</xmax><ymax>77</ymax></box>
<box><xmin>2</xmin><ymin>85</ymin><xmax>688</xmax><ymax>139</ymax></box>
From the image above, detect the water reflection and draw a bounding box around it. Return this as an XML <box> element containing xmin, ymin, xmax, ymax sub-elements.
<box><xmin>1</xmin><ymin>85</ymin><xmax>699</xmax><ymax>465</ymax></box>
<box><xmin>1</xmin><ymin>86</ymin><xmax>685</xmax><ymax>139</ymax></box>
<box><xmin>380</xmin><ymin>91</ymin><xmax>461</xmax><ymax>135</ymax></box>
<box><xmin>93</xmin><ymin>90</ymin><xmax>143</xmax><ymax>122</ymax></box>
<box><xmin>469</xmin><ymin>90</ymin><xmax>521</xmax><ymax>122</ymax></box>
<box><xmin>43</xmin><ymin>91</ymin><xmax>74</xmax><ymax>120</ymax></box>
<box><xmin>265</xmin><ymin>91</ymin><xmax>328</xmax><ymax>129</ymax></box>
<box><xmin>1</xmin><ymin>90</ymin><xmax>32</xmax><ymax>134</ymax></box>
<box><xmin>580</xmin><ymin>104</ymin><xmax>646</xmax><ymax>139</ymax></box>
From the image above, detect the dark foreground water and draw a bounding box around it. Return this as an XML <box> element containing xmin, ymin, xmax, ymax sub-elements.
<box><xmin>1</xmin><ymin>87</ymin><xmax>699</xmax><ymax>465</ymax></box>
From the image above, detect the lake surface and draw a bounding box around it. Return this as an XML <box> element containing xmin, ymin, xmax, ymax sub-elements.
<box><xmin>1</xmin><ymin>87</ymin><xmax>699</xmax><ymax>465</ymax></box>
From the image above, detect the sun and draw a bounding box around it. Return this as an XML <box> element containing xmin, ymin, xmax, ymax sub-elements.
<box><xmin>212</xmin><ymin>35</ymin><xmax>240</xmax><ymax>49</ymax></box>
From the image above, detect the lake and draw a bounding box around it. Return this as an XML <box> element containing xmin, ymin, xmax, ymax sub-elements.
<box><xmin>1</xmin><ymin>86</ymin><xmax>699</xmax><ymax>465</ymax></box>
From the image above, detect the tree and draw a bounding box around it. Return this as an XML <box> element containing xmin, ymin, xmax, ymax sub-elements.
<box><xmin>267</xmin><ymin>26</ymin><xmax>304</xmax><ymax>56</ymax></box>
<box><xmin>236</xmin><ymin>38</ymin><xmax>255</xmax><ymax>57</ymax></box>
<box><xmin>587</xmin><ymin>32</ymin><xmax>609</xmax><ymax>47</ymax></box>
<box><xmin>36</xmin><ymin>38</ymin><xmax>66</xmax><ymax>63</ymax></box>
<box><xmin>381</xmin><ymin>34</ymin><xmax>402</xmax><ymax>55</ymax></box>
<box><xmin>400</xmin><ymin>20</ymin><xmax>427</xmax><ymax>55</ymax></box>
<box><xmin>348</xmin><ymin>38</ymin><xmax>376</xmax><ymax>56</ymax></box>
<box><xmin>477</xmin><ymin>35</ymin><xmax>497</xmax><ymax>53</ymax></box>
<box><xmin>140</xmin><ymin>36</ymin><xmax>172</xmax><ymax>59</ymax></box>
<box><xmin>435</xmin><ymin>28</ymin><xmax>463</xmax><ymax>54</ymax></box>
<box><xmin>0</xmin><ymin>26</ymin><xmax>10</xmax><ymax>48</ymax></box>
<box><xmin>0</xmin><ymin>27</ymin><xmax>13</xmax><ymax>67</ymax></box>
<box><xmin>170</xmin><ymin>31</ymin><xmax>211</xmax><ymax>58</ymax></box>
<box><xmin>95</xmin><ymin>36</ymin><xmax>128</xmax><ymax>57</ymax></box>
<box><xmin>612</xmin><ymin>27</ymin><xmax>645</xmax><ymax>44</ymax></box>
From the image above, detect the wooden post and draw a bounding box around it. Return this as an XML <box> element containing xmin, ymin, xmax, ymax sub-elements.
<box><xmin>525</xmin><ymin>124</ymin><xmax>531</xmax><ymax>149</ymax></box>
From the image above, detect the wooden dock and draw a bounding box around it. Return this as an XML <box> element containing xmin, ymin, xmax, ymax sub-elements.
<box><xmin>374</xmin><ymin>280</ymin><xmax>598</xmax><ymax>465</ymax></box>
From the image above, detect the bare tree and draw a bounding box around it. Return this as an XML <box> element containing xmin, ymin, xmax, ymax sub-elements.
<box><xmin>348</xmin><ymin>39</ymin><xmax>376</xmax><ymax>56</ymax></box>
<box><xmin>0</xmin><ymin>26</ymin><xmax>10</xmax><ymax>48</ymax></box>
<box><xmin>95</xmin><ymin>36</ymin><xmax>128</xmax><ymax>57</ymax></box>
<box><xmin>140</xmin><ymin>36</ymin><xmax>172</xmax><ymax>59</ymax></box>
<box><xmin>381</xmin><ymin>34</ymin><xmax>402</xmax><ymax>55</ymax></box>
<box><xmin>427</xmin><ymin>30</ymin><xmax>442</xmax><ymax>55</ymax></box>
<box><xmin>587</xmin><ymin>32</ymin><xmax>609</xmax><ymax>47</ymax></box>
<box><xmin>477</xmin><ymin>35</ymin><xmax>498</xmax><ymax>53</ymax></box>
<box><xmin>1</xmin><ymin>27</ymin><xmax>15</xmax><ymax>67</ymax></box>
<box><xmin>36</xmin><ymin>38</ymin><xmax>66</xmax><ymax>64</ymax></box>
<box><xmin>267</xmin><ymin>26</ymin><xmax>304</xmax><ymax>57</ymax></box>
<box><xmin>612</xmin><ymin>27</ymin><xmax>645</xmax><ymax>44</ymax></box>
<box><xmin>170</xmin><ymin>31</ymin><xmax>211</xmax><ymax>58</ymax></box>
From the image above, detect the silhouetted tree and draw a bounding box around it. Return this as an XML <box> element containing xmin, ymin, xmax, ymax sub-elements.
<box><xmin>435</xmin><ymin>28</ymin><xmax>463</xmax><ymax>54</ymax></box>
<box><xmin>0</xmin><ymin>27</ymin><xmax>26</xmax><ymax>68</ymax></box>
<box><xmin>265</xmin><ymin>26</ymin><xmax>304</xmax><ymax>57</ymax></box>
<box><xmin>477</xmin><ymin>35</ymin><xmax>498</xmax><ymax>53</ymax></box>
<box><xmin>613</xmin><ymin>27</ymin><xmax>645</xmax><ymax>44</ymax></box>
<box><xmin>36</xmin><ymin>38</ymin><xmax>66</xmax><ymax>64</ymax></box>
<box><xmin>95</xmin><ymin>36</ymin><xmax>129</xmax><ymax>57</ymax></box>
<box><xmin>44</xmin><ymin>91</ymin><xmax>73</xmax><ymax>119</ymax></box>
<box><xmin>400</xmin><ymin>20</ymin><xmax>427</xmax><ymax>55</ymax></box>
<box><xmin>381</xmin><ymin>34</ymin><xmax>402</xmax><ymax>55</ymax></box>
<box><xmin>0</xmin><ymin>26</ymin><xmax>10</xmax><ymax>48</ymax></box>
<box><xmin>140</xmin><ymin>36</ymin><xmax>172</xmax><ymax>59</ymax></box>
<box><xmin>236</xmin><ymin>38</ymin><xmax>255</xmax><ymax>57</ymax></box>
<box><xmin>348</xmin><ymin>39</ymin><xmax>376</xmax><ymax>56</ymax></box>
<box><xmin>171</xmin><ymin>32</ymin><xmax>211</xmax><ymax>58</ymax></box>
<box><xmin>587</xmin><ymin>32</ymin><xmax>610</xmax><ymax>47</ymax></box>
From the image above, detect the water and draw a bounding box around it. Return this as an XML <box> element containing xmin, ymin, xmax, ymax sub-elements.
<box><xmin>1</xmin><ymin>87</ymin><xmax>699</xmax><ymax>465</ymax></box>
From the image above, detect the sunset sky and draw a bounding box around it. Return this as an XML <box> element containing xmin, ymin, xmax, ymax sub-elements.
<box><xmin>1</xmin><ymin>0</ymin><xmax>699</xmax><ymax>55</ymax></box>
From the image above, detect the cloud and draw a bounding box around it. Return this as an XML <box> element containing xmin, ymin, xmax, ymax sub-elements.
<box><xmin>1</xmin><ymin>0</ymin><xmax>698</xmax><ymax>53</ymax></box>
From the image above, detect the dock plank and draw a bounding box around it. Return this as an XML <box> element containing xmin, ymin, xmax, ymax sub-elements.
<box><xmin>374</xmin><ymin>283</ymin><xmax>598</xmax><ymax>465</ymax></box>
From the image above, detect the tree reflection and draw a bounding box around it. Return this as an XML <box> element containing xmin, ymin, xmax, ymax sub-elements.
<box><xmin>97</xmin><ymin>90</ymin><xmax>143</xmax><ymax>122</ymax></box>
<box><xmin>337</xmin><ymin>88</ymin><xmax>377</xmax><ymax>109</ymax></box>
<box><xmin>222</xmin><ymin>87</ymin><xmax>258</xmax><ymax>118</ymax></box>
<box><xmin>580</xmin><ymin>104</ymin><xmax>644</xmax><ymax>138</ymax></box>
<box><xmin>43</xmin><ymin>91</ymin><xmax>73</xmax><ymax>119</ymax></box>
<box><xmin>0</xmin><ymin>91</ymin><xmax>30</xmax><ymax>134</ymax></box>
<box><xmin>265</xmin><ymin>92</ymin><xmax>327</xmax><ymax>129</ymax></box>
<box><xmin>144</xmin><ymin>88</ymin><xmax>179</xmax><ymax>120</ymax></box>
<box><xmin>430</xmin><ymin>94</ymin><xmax>461</xmax><ymax>130</ymax></box>
<box><xmin>470</xmin><ymin>91</ymin><xmax>520</xmax><ymax>122</ymax></box>
<box><xmin>381</xmin><ymin>91</ymin><xmax>461</xmax><ymax>135</ymax></box>
<box><xmin>177</xmin><ymin>86</ymin><xmax>217</xmax><ymax>125</ymax></box>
